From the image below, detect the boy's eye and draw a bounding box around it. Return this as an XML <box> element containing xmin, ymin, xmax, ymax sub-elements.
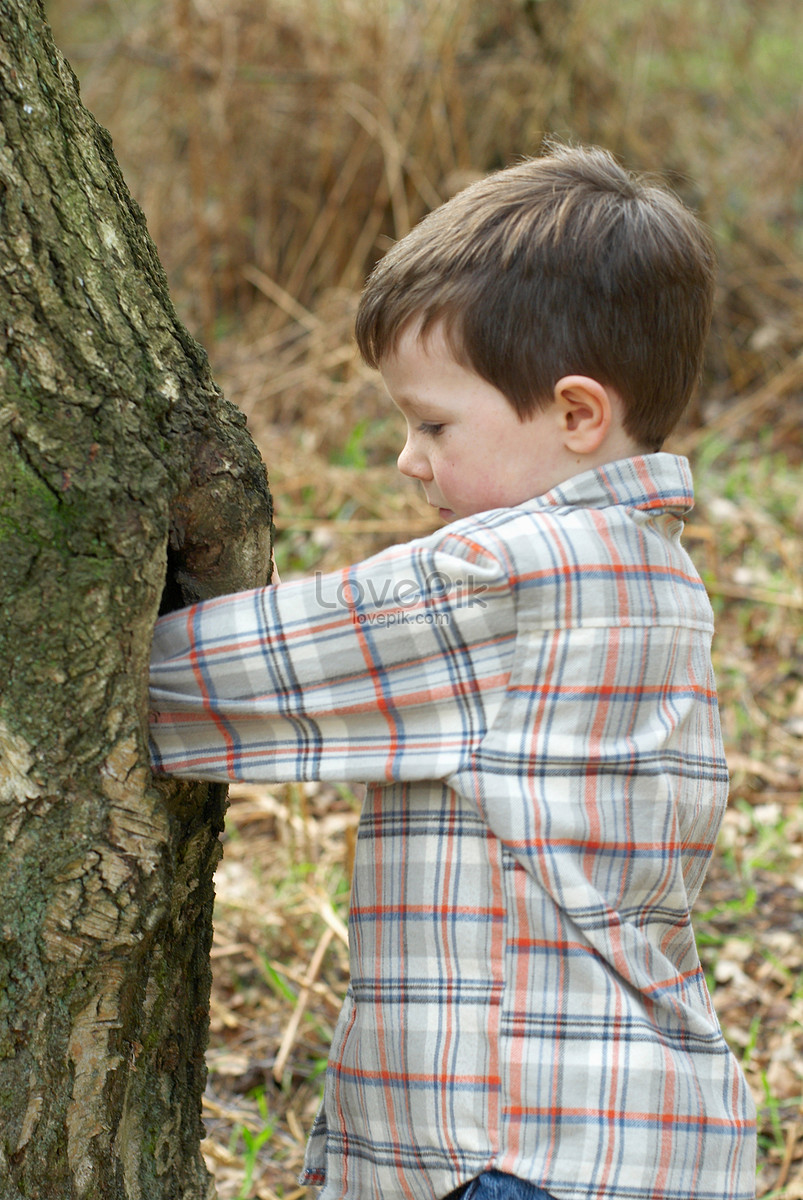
<box><xmin>418</xmin><ymin>421</ymin><xmax>444</xmax><ymax>436</ymax></box>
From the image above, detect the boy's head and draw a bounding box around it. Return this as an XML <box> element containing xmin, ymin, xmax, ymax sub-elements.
<box><xmin>356</xmin><ymin>142</ymin><xmax>716</xmax><ymax>455</ymax></box>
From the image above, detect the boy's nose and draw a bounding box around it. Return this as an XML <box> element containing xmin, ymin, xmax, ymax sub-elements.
<box><xmin>397</xmin><ymin>438</ymin><xmax>432</xmax><ymax>481</ymax></box>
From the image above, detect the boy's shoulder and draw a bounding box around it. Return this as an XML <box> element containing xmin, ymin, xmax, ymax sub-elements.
<box><xmin>431</xmin><ymin>453</ymin><xmax>693</xmax><ymax>549</ymax></box>
<box><xmin>395</xmin><ymin>453</ymin><xmax>698</xmax><ymax>607</ymax></box>
<box><xmin>528</xmin><ymin>452</ymin><xmax>694</xmax><ymax>518</ymax></box>
<box><xmin>437</xmin><ymin>452</ymin><xmax>708</xmax><ymax>628</ymax></box>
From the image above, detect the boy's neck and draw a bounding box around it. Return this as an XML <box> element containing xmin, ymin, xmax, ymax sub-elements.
<box><xmin>570</xmin><ymin>430</ymin><xmax>651</xmax><ymax>479</ymax></box>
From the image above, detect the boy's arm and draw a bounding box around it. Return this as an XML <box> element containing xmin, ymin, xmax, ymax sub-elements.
<box><xmin>149</xmin><ymin>531</ymin><xmax>514</xmax><ymax>784</ymax></box>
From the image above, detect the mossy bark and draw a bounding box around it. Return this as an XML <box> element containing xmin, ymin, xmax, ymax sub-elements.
<box><xmin>0</xmin><ymin>2</ymin><xmax>272</xmax><ymax>1197</ymax></box>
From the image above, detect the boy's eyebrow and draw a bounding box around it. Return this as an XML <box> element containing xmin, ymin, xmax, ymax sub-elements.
<box><xmin>389</xmin><ymin>393</ymin><xmax>448</xmax><ymax>418</ymax></box>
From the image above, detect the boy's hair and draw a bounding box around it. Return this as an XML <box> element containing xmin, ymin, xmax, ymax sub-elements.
<box><xmin>355</xmin><ymin>142</ymin><xmax>716</xmax><ymax>450</ymax></box>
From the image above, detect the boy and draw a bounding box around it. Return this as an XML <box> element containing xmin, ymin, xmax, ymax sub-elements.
<box><xmin>149</xmin><ymin>143</ymin><xmax>756</xmax><ymax>1200</ymax></box>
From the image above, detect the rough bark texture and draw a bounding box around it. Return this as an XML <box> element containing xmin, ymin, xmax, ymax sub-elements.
<box><xmin>0</xmin><ymin>3</ymin><xmax>273</xmax><ymax>1197</ymax></box>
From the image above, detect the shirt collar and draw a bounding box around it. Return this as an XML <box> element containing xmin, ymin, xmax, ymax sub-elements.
<box><xmin>533</xmin><ymin>453</ymin><xmax>694</xmax><ymax>516</ymax></box>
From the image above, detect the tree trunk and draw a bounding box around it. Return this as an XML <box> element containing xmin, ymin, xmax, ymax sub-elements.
<box><xmin>0</xmin><ymin>3</ymin><xmax>272</xmax><ymax>1197</ymax></box>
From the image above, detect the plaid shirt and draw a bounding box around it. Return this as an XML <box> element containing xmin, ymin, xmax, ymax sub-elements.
<box><xmin>150</xmin><ymin>454</ymin><xmax>756</xmax><ymax>1200</ymax></box>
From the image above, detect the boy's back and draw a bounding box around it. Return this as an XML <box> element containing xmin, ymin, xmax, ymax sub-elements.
<box><xmin>151</xmin><ymin>454</ymin><xmax>755</xmax><ymax>1199</ymax></box>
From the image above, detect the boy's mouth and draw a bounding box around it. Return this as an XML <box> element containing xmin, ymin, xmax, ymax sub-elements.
<box><xmin>424</xmin><ymin>492</ymin><xmax>455</xmax><ymax>522</ymax></box>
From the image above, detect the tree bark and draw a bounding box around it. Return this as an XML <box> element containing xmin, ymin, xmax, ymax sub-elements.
<box><xmin>0</xmin><ymin>3</ymin><xmax>272</xmax><ymax>1197</ymax></box>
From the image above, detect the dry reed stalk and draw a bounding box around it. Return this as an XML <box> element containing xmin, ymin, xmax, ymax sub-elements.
<box><xmin>677</xmin><ymin>354</ymin><xmax>803</xmax><ymax>452</ymax></box>
<box><xmin>272</xmin><ymin>516</ymin><xmax>436</xmax><ymax>533</ymax></box>
<box><xmin>777</xmin><ymin>1109</ymin><xmax>803</xmax><ymax>1192</ymax></box>
<box><xmin>705</xmin><ymin>581</ymin><xmax>803</xmax><ymax>610</ymax></box>
<box><xmin>272</xmin><ymin>927</ymin><xmax>335</xmax><ymax>1083</ymax></box>
<box><xmin>276</xmin><ymin>127</ymin><xmax>375</xmax><ymax>320</ymax></box>
<box><xmin>172</xmin><ymin>0</ymin><xmax>217</xmax><ymax>340</ymax></box>
<box><xmin>243</xmin><ymin>264</ymin><xmax>321</xmax><ymax>330</ymax></box>
<box><xmin>250</xmin><ymin>345</ymin><xmax>355</xmax><ymax>400</ymax></box>
<box><xmin>344</xmin><ymin>91</ymin><xmax>411</xmax><ymax>240</ymax></box>
<box><xmin>334</xmin><ymin>4</ymin><xmax>475</xmax><ymax>272</ymax></box>
<box><xmin>267</xmin><ymin>959</ymin><xmax>344</xmax><ymax>1014</ymax></box>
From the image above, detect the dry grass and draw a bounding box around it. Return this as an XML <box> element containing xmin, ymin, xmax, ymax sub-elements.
<box><xmin>50</xmin><ymin>0</ymin><xmax>803</xmax><ymax>372</ymax></box>
<box><xmin>44</xmin><ymin>0</ymin><xmax>803</xmax><ymax>1195</ymax></box>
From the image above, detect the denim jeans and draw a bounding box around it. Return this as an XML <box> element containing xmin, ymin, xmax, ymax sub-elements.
<box><xmin>442</xmin><ymin>1170</ymin><xmax>557</xmax><ymax>1200</ymax></box>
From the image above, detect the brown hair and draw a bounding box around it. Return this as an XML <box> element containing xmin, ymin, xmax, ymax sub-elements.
<box><xmin>355</xmin><ymin>142</ymin><xmax>716</xmax><ymax>450</ymax></box>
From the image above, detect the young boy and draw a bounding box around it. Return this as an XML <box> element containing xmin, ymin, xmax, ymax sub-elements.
<box><xmin>149</xmin><ymin>144</ymin><xmax>757</xmax><ymax>1200</ymax></box>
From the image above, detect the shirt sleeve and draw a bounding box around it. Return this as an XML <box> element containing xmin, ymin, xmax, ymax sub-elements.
<box><xmin>148</xmin><ymin>526</ymin><xmax>516</xmax><ymax>783</ymax></box>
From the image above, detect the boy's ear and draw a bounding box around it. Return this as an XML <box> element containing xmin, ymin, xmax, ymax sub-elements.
<box><xmin>553</xmin><ymin>375</ymin><xmax>613</xmax><ymax>453</ymax></box>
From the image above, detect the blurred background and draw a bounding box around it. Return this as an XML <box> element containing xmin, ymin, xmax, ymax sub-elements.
<box><xmin>46</xmin><ymin>1</ymin><xmax>802</xmax><ymax>1196</ymax></box>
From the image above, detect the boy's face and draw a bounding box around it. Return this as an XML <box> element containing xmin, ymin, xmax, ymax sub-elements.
<box><xmin>380</xmin><ymin>323</ymin><xmax>574</xmax><ymax>523</ymax></box>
